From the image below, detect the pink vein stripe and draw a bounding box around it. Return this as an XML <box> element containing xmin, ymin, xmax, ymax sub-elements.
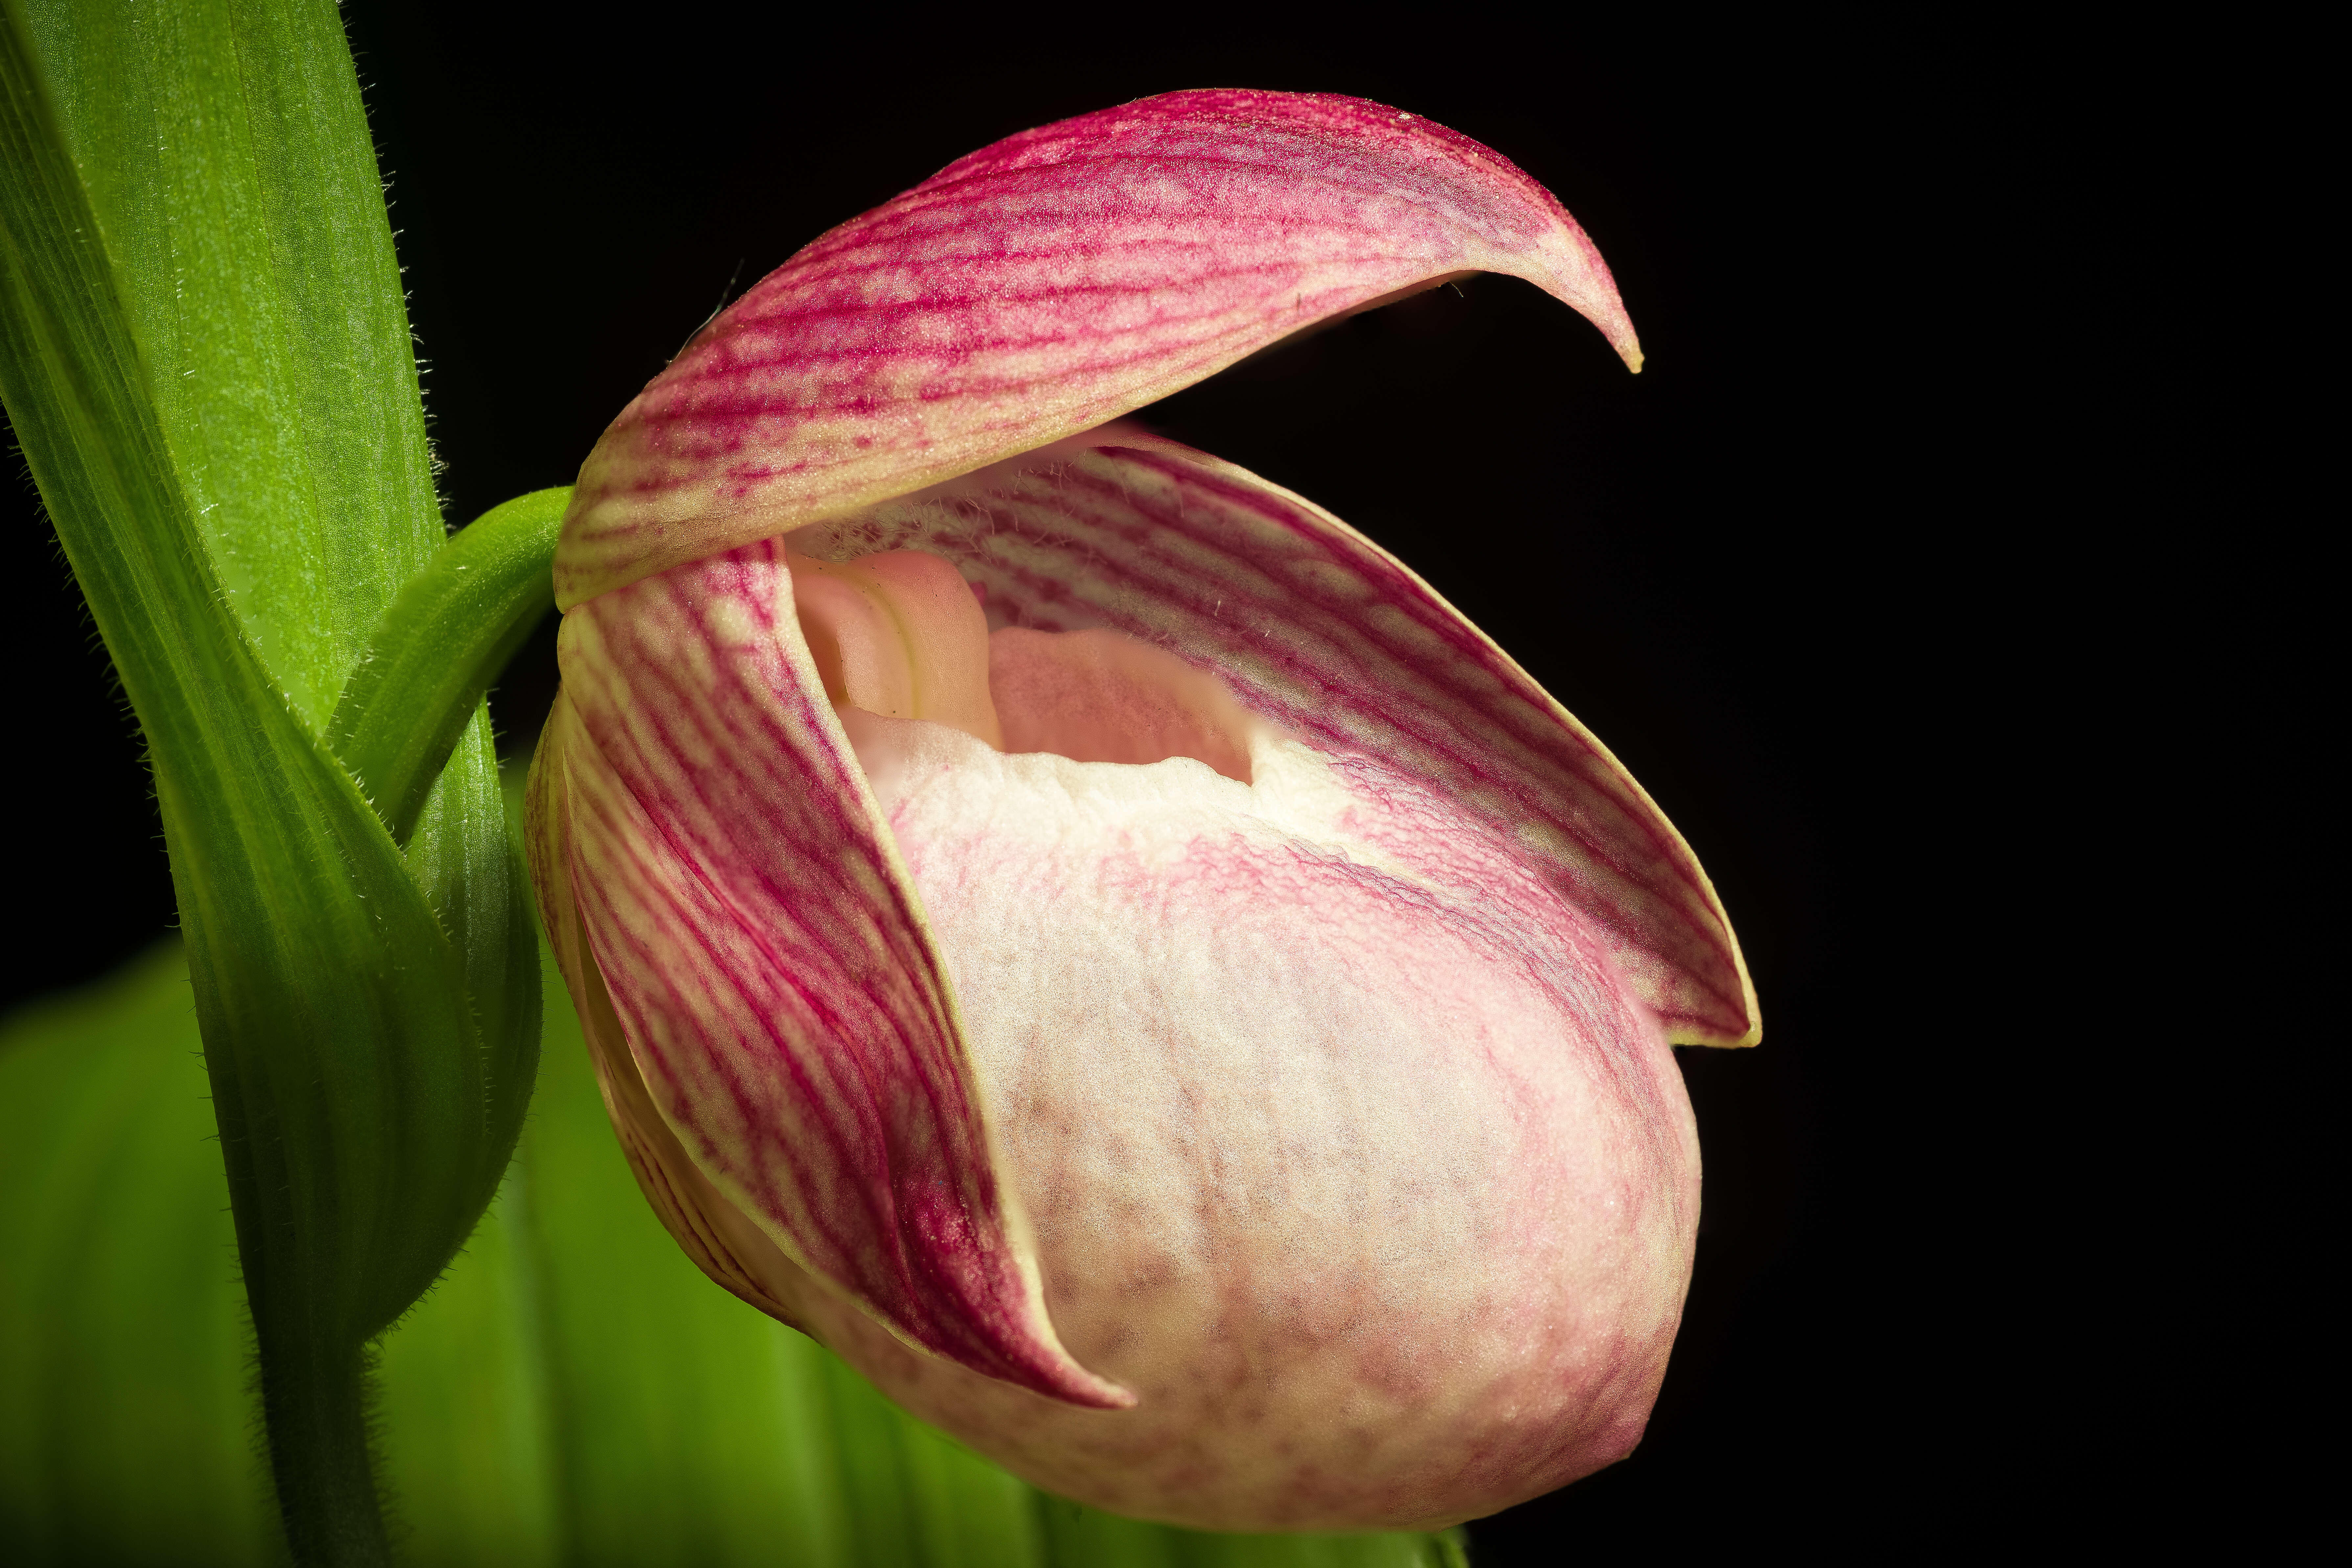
<box><xmin>556</xmin><ymin>545</ymin><xmax>1124</xmax><ymax>1407</ymax></box>
<box><xmin>794</xmin><ymin>434</ymin><xmax>1758</xmax><ymax>1047</ymax></box>
<box><xmin>557</xmin><ymin>89</ymin><xmax>1639</xmax><ymax>609</ymax></box>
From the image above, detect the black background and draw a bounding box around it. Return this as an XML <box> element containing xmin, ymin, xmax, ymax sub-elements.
<box><xmin>3</xmin><ymin>8</ymin><xmax>2042</xmax><ymax>1555</ymax></box>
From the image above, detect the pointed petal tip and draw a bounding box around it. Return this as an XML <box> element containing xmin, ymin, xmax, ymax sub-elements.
<box><xmin>1661</xmin><ymin>945</ymin><xmax>1756</xmax><ymax>1046</ymax></box>
<box><xmin>1048</xmin><ymin>1362</ymin><xmax>1138</xmax><ymax>1411</ymax></box>
<box><xmin>556</xmin><ymin>88</ymin><xmax>1648</xmax><ymax>607</ymax></box>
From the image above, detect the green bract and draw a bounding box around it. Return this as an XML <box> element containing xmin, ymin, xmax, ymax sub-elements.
<box><xmin>0</xmin><ymin>1</ymin><xmax>540</xmax><ymax>1557</ymax></box>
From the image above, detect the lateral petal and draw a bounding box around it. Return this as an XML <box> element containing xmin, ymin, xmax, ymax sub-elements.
<box><xmin>558</xmin><ymin>90</ymin><xmax>1638</xmax><ymax>607</ymax></box>
<box><xmin>791</xmin><ymin>432</ymin><xmax>1759</xmax><ymax>1047</ymax></box>
<box><xmin>549</xmin><ymin>543</ymin><xmax>1130</xmax><ymax>1407</ymax></box>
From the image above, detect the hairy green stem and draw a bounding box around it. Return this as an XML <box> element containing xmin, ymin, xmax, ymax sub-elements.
<box><xmin>256</xmin><ymin>1338</ymin><xmax>389</xmax><ymax>1567</ymax></box>
<box><xmin>331</xmin><ymin>488</ymin><xmax>568</xmax><ymax>845</ymax></box>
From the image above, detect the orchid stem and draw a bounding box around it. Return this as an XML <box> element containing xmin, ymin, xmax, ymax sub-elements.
<box><xmin>330</xmin><ymin>488</ymin><xmax>569</xmax><ymax>844</ymax></box>
<box><xmin>248</xmin><ymin>1323</ymin><xmax>388</xmax><ymax>1567</ymax></box>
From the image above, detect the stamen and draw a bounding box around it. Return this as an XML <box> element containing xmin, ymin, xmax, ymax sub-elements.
<box><xmin>792</xmin><ymin>548</ymin><xmax>1259</xmax><ymax>782</ymax></box>
<box><xmin>787</xmin><ymin>550</ymin><xmax>1004</xmax><ymax>749</ymax></box>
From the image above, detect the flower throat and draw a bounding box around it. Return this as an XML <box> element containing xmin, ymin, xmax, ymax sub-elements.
<box><xmin>788</xmin><ymin>548</ymin><xmax>1257</xmax><ymax>784</ymax></box>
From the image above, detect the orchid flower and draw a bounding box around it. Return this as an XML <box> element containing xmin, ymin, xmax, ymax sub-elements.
<box><xmin>527</xmin><ymin>89</ymin><xmax>1758</xmax><ymax>1532</ymax></box>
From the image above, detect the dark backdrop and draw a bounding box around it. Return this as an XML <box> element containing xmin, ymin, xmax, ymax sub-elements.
<box><xmin>4</xmin><ymin>8</ymin><xmax>2024</xmax><ymax>1556</ymax></box>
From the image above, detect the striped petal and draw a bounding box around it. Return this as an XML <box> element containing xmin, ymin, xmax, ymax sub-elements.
<box><xmin>556</xmin><ymin>89</ymin><xmax>1639</xmax><ymax>609</ymax></box>
<box><xmin>529</xmin><ymin>691</ymin><xmax>828</xmax><ymax>1331</ymax></box>
<box><xmin>791</xmin><ymin>429</ymin><xmax>1758</xmax><ymax>1048</ymax></box>
<box><xmin>534</xmin><ymin>544</ymin><xmax>1129</xmax><ymax>1409</ymax></box>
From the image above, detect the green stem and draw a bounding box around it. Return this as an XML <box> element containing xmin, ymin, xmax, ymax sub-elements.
<box><xmin>254</xmin><ymin>1334</ymin><xmax>389</xmax><ymax>1567</ymax></box>
<box><xmin>331</xmin><ymin>488</ymin><xmax>568</xmax><ymax>845</ymax></box>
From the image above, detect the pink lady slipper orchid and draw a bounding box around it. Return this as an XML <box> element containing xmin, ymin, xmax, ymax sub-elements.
<box><xmin>527</xmin><ymin>90</ymin><xmax>1758</xmax><ymax>1531</ymax></box>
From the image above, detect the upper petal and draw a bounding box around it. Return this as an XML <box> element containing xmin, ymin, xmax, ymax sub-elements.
<box><xmin>790</xmin><ymin>431</ymin><xmax>1759</xmax><ymax>1047</ymax></box>
<box><xmin>557</xmin><ymin>90</ymin><xmax>1639</xmax><ymax>608</ymax></box>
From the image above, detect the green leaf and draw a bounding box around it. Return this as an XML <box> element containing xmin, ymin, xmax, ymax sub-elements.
<box><xmin>1</xmin><ymin>943</ymin><xmax>1466</xmax><ymax>1568</ymax></box>
<box><xmin>20</xmin><ymin>0</ymin><xmax>444</xmax><ymax>730</ymax></box>
<box><xmin>0</xmin><ymin>0</ymin><xmax>530</xmax><ymax>1329</ymax></box>
<box><xmin>0</xmin><ymin>3</ymin><xmax>536</xmax><ymax>1555</ymax></box>
<box><xmin>0</xmin><ymin>948</ymin><xmax>280</xmax><ymax>1567</ymax></box>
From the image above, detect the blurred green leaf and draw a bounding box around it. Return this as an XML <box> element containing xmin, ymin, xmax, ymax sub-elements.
<box><xmin>0</xmin><ymin>947</ymin><xmax>278</xmax><ymax>1566</ymax></box>
<box><xmin>2</xmin><ymin>942</ymin><xmax>1465</xmax><ymax>1567</ymax></box>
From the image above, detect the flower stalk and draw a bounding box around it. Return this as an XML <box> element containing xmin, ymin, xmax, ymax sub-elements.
<box><xmin>332</xmin><ymin>487</ymin><xmax>569</xmax><ymax>846</ymax></box>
